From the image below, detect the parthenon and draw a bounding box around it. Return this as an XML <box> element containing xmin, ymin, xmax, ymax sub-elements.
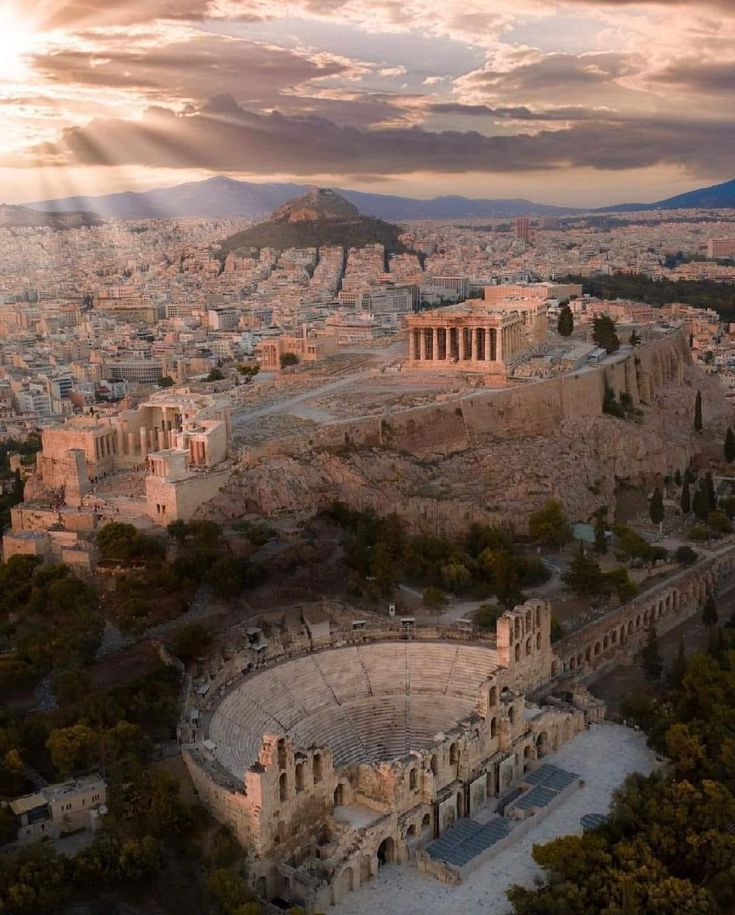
<box><xmin>407</xmin><ymin>303</ymin><xmax>527</xmax><ymax>375</ymax></box>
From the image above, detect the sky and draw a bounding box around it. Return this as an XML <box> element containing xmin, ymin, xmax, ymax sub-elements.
<box><xmin>0</xmin><ymin>0</ymin><xmax>733</xmax><ymax>207</ymax></box>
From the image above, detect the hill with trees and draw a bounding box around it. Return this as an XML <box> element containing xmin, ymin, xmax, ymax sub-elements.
<box><xmin>218</xmin><ymin>187</ymin><xmax>405</xmax><ymax>255</ymax></box>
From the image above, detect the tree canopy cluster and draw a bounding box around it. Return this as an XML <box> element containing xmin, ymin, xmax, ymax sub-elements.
<box><xmin>563</xmin><ymin>272</ymin><xmax>735</xmax><ymax>323</ymax></box>
<box><xmin>99</xmin><ymin>521</ymin><xmax>266</xmax><ymax>634</ymax></box>
<box><xmin>509</xmin><ymin>616</ymin><xmax>735</xmax><ymax>915</ymax></box>
<box><xmin>326</xmin><ymin>502</ymin><xmax>551</xmax><ymax>607</ymax></box>
<box><xmin>0</xmin><ymin>558</ymin><xmax>101</xmax><ymax>695</ymax></box>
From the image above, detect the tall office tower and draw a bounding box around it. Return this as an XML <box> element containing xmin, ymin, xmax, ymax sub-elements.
<box><xmin>515</xmin><ymin>216</ymin><xmax>532</xmax><ymax>243</ymax></box>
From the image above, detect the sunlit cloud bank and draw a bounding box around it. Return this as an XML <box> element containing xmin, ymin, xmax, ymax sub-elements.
<box><xmin>0</xmin><ymin>0</ymin><xmax>733</xmax><ymax>205</ymax></box>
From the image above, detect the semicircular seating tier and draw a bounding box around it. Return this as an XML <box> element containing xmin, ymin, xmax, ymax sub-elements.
<box><xmin>207</xmin><ymin>641</ymin><xmax>498</xmax><ymax>777</ymax></box>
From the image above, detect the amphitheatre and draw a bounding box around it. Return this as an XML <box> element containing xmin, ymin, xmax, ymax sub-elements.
<box><xmin>183</xmin><ymin>600</ymin><xmax>603</xmax><ymax>911</ymax></box>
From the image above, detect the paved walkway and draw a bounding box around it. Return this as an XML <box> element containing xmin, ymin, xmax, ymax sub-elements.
<box><xmin>333</xmin><ymin>722</ymin><xmax>658</xmax><ymax>915</ymax></box>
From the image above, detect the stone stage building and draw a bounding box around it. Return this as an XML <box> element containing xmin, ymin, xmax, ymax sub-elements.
<box><xmin>406</xmin><ymin>303</ymin><xmax>527</xmax><ymax>376</ymax></box>
<box><xmin>181</xmin><ymin>600</ymin><xmax>603</xmax><ymax>911</ymax></box>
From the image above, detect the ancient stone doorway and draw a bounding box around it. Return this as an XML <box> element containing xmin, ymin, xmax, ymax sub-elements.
<box><xmin>339</xmin><ymin>867</ymin><xmax>355</xmax><ymax>894</ymax></box>
<box><xmin>536</xmin><ymin>732</ymin><xmax>549</xmax><ymax>758</ymax></box>
<box><xmin>334</xmin><ymin>783</ymin><xmax>345</xmax><ymax>807</ymax></box>
<box><xmin>377</xmin><ymin>837</ymin><xmax>395</xmax><ymax>867</ymax></box>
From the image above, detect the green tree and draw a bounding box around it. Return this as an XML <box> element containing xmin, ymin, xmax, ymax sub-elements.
<box><xmin>708</xmin><ymin>510</ymin><xmax>731</xmax><ymax>535</ymax></box>
<box><xmin>668</xmin><ymin>636</ymin><xmax>687</xmax><ymax>689</ymax></box>
<box><xmin>692</xmin><ymin>485</ymin><xmax>710</xmax><ymax>521</ymax></box>
<box><xmin>173</xmin><ymin>624</ymin><xmax>213</xmax><ymax>663</ymax></box>
<box><xmin>166</xmin><ymin>519</ymin><xmax>189</xmax><ymax>542</ymax></box>
<box><xmin>674</xmin><ymin>545</ymin><xmax>698</xmax><ymax>565</ymax></box>
<box><xmin>422</xmin><ymin>587</ymin><xmax>447</xmax><ymax>610</ymax></box>
<box><xmin>725</xmin><ymin>427</ymin><xmax>735</xmax><ymax>463</ymax></box>
<box><xmin>592</xmin><ymin>314</ymin><xmax>620</xmax><ymax>353</ymax></box>
<box><xmin>280</xmin><ymin>352</ymin><xmax>299</xmax><ymax>368</ymax></box>
<box><xmin>649</xmin><ymin>486</ymin><xmax>665</xmax><ymax>527</ymax></box>
<box><xmin>562</xmin><ymin>546</ymin><xmax>606</xmax><ymax>597</ymax></box>
<box><xmin>158</xmin><ymin>375</ymin><xmax>175</xmax><ymax>388</ymax></box>
<box><xmin>528</xmin><ymin>500</ymin><xmax>570</xmax><ymax>548</ymax></box>
<box><xmin>207</xmin><ymin>367</ymin><xmax>225</xmax><ymax>381</ymax></box>
<box><xmin>207</xmin><ymin>869</ymin><xmax>260</xmax><ymax>915</ymax></box>
<box><xmin>694</xmin><ymin>389</ymin><xmax>702</xmax><ymax>432</ymax></box>
<box><xmin>680</xmin><ymin>478</ymin><xmax>691</xmax><ymax>514</ymax></box>
<box><xmin>46</xmin><ymin>723</ymin><xmax>98</xmax><ymax>776</ymax></box>
<box><xmin>641</xmin><ymin>624</ymin><xmax>663</xmax><ymax>681</ymax></box>
<box><xmin>702</xmin><ymin>592</ymin><xmax>718</xmax><ymax>627</ymax></box>
<box><xmin>557</xmin><ymin>304</ymin><xmax>574</xmax><ymax>337</ymax></box>
<box><xmin>594</xmin><ymin>510</ymin><xmax>608</xmax><ymax>554</ymax></box>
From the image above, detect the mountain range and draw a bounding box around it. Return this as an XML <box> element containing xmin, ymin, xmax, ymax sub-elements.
<box><xmin>21</xmin><ymin>176</ymin><xmax>735</xmax><ymax>222</ymax></box>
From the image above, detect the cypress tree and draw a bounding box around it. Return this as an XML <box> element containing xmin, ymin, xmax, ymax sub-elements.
<box><xmin>702</xmin><ymin>592</ymin><xmax>718</xmax><ymax>627</ymax></box>
<box><xmin>694</xmin><ymin>389</ymin><xmax>703</xmax><ymax>432</ymax></box>
<box><xmin>706</xmin><ymin>471</ymin><xmax>717</xmax><ymax>510</ymax></box>
<box><xmin>680</xmin><ymin>479</ymin><xmax>691</xmax><ymax>514</ymax></box>
<box><xmin>594</xmin><ymin>511</ymin><xmax>608</xmax><ymax>554</ymax></box>
<box><xmin>692</xmin><ymin>484</ymin><xmax>709</xmax><ymax>520</ymax></box>
<box><xmin>557</xmin><ymin>304</ymin><xmax>574</xmax><ymax>337</ymax></box>
<box><xmin>725</xmin><ymin>427</ymin><xmax>735</xmax><ymax>463</ymax></box>
<box><xmin>649</xmin><ymin>486</ymin><xmax>664</xmax><ymax>526</ymax></box>
<box><xmin>641</xmin><ymin>624</ymin><xmax>662</xmax><ymax>681</ymax></box>
<box><xmin>668</xmin><ymin>635</ymin><xmax>687</xmax><ymax>689</ymax></box>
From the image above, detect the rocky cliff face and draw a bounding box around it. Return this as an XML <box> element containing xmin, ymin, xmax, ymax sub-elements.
<box><xmin>206</xmin><ymin>359</ymin><xmax>731</xmax><ymax>534</ymax></box>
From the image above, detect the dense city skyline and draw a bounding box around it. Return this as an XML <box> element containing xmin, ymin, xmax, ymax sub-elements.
<box><xmin>1</xmin><ymin>0</ymin><xmax>734</xmax><ymax>207</ymax></box>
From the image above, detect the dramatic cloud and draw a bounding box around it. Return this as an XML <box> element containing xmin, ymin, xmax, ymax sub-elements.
<box><xmin>27</xmin><ymin>94</ymin><xmax>735</xmax><ymax>179</ymax></box>
<box><xmin>649</xmin><ymin>59</ymin><xmax>735</xmax><ymax>94</ymax></box>
<box><xmin>1</xmin><ymin>0</ymin><xmax>732</xmax><ymax>204</ymax></box>
<box><xmin>31</xmin><ymin>35</ymin><xmax>351</xmax><ymax>106</ymax></box>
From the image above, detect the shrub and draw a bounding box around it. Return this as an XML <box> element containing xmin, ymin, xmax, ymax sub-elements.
<box><xmin>422</xmin><ymin>587</ymin><xmax>448</xmax><ymax>610</ymax></box>
<box><xmin>675</xmin><ymin>545</ymin><xmax>698</xmax><ymax>565</ymax></box>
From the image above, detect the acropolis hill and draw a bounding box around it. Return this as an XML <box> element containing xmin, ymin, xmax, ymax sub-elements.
<box><xmin>207</xmin><ymin>325</ymin><xmax>728</xmax><ymax>534</ymax></box>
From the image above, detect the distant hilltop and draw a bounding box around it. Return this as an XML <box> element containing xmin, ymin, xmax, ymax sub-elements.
<box><xmin>0</xmin><ymin>204</ymin><xmax>103</xmax><ymax>229</ymax></box>
<box><xmin>271</xmin><ymin>187</ymin><xmax>360</xmax><ymax>223</ymax></box>
<box><xmin>218</xmin><ymin>187</ymin><xmax>405</xmax><ymax>254</ymax></box>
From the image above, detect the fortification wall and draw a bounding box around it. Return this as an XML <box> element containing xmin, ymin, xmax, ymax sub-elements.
<box><xmin>241</xmin><ymin>330</ymin><xmax>689</xmax><ymax>463</ymax></box>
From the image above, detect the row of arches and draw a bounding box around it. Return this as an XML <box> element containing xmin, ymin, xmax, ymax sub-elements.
<box><xmin>278</xmin><ymin>750</ymin><xmax>323</xmax><ymax>802</ymax></box>
<box><xmin>558</xmin><ymin>568</ymin><xmax>720</xmax><ymax>676</ymax></box>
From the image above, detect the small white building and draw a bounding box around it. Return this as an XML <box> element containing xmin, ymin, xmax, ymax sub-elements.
<box><xmin>9</xmin><ymin>774</ymin><xmax>107</xmax><ymax>842</ymax></box>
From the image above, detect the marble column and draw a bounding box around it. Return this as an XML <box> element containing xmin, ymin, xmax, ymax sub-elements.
<box><xmin>409</xmin><ymin>329</ymin><xmax>416</xmax><ymax>360</ymax></box>
<box><xmin>458</xmin><ymin>326</ymin><xmax>466</xmax><ymax>361</ymax></box>
<box><xmin>432</xmin><ymin>327</ymin><xmax>440</xmax><ymax>361</ymax></box>
<box><xmin>471</xmin><ymin>328</ymin><xmax>480</xmax><ymax>361</ymax></box>
<box><xmin>140</xmin><ymin>427</ymin><xmax>148</xmax><ymax>459</ymax></box>
<box><xmin>419</xmin><ymin>328</ymin><xmax>428</xmax><ymax>360</ymax></box>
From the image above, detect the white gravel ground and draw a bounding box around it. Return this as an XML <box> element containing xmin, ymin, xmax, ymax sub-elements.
<box><xmin>332</xmin><ymin>722</ymin><xmax>659</xmax><ymax>915</ymax></box>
